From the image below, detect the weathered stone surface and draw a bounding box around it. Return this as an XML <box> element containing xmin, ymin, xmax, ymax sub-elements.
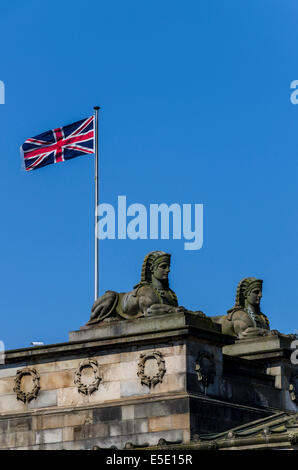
<box><xmin>73</xmin><ymin>422</ymin><xmax>109</xmax><ymax>440</ymax></box>
<box><xmin>93</xmin><ymin>405</ymin><xmax>122</xmax><ymax>423</ymax></box>
<box><xmin>70</xmin><ymin>311</ymin><xmax>222</xmax><ymax>343</ymax></box>
<box><xmin>28</xmin><ymin>390</ymin><xmax>57</xmax><ymax>409</ymax></box>
<box><xmin>223</xmin><ymin>334</ymin><xmax>293</xmax><ymax>359</ymax></box>
<box><xmin>11</xmin><ymin>430</ymin><xmax>35</xmax><ymax>448</ymax></box>
<box><xmin>32</xmin><ymin>410</ymin><xmax>92</xmax><ymax>430</ymax></box>
<box><xmin>121</xmin><ymin>405</ymin><xmax>134</xmax><ymax>420</ymax></box>
<box><xmin>0</xmin><ymin>420</ymin><xmax>9</xmax><ymax>434</ymax></box>
<box><xmin>0</xmin><ymin>377</ymin><xmax>14</xmax><ymax>395</ymax></box>
<box><xmin>9</xmin><ymin>416</ymin><xmax>32</xmax><ymax>433</ymax></box>
<box><xmin>0</xmin><ymin>394</ymin><xmax>27</xmax><ymax>413</ymax></box>
<box><xmin>40</xmin><ymin>370</ymin><xmax>74</xmax><ymax>390</ymax></box>
<box><xmin>88</xmin><ymin>380</ymin><xmax>121</xmax><ymax>403</ymax></box>
<box><xmin>166</xmin><ymin>355</ymin><xmax>186</xmax><ymax>374</ymax></box>
<box><xmin>110</xmin><ymin>418</ymin><xmax>148</xmax><ymax>436</ymax></box>
<box><xmin>120</xmin><ymin>379</ymin><xmax>149</xmax><ymax>397</ymax></box>
<box><xmin>148</xmin><ymin>413</ymin><xmax>189</xmax><ymax>432</ymax></box>
<box><xmin>57</xmin><ymin>387</ymin><xmax>88</xmax><ymax>407</ymax></box>
<box><xmin>134</xmin><ymin>398</ymin><xmax>189</xmax><ymax>419</ymax></box>
<box><xmin>62</xmin><ymin>426</ymin><xmax>74</xmax><ymax>442</ymax></box>
<box><xmin>100</xmin><ymin>362</ymin><xmax>135</xmax><ymax>382</ymax></box>
<box><xmin>0</xmin><ymin>365</ymin><xmax>27</xmax><ymax>379</ymax></box>
<box><xmin>0</xmin><ymin>432</ymin><xmax>9</xmax><ymax>448</ymax></box>
<box><xmin>36</xmin><ymin>428</ymin><xmax>63</xmax><ymax>445</ymax></box>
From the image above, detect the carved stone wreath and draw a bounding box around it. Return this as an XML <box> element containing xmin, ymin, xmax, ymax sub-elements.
<box><xmin>74</xmin><ymin>359</ymin><xmax>101</xmax><ymax>395</ymax></box>
<box><xmin>13</xmin><ymin>368</ymin><xmax>40</xmax><ymax>403</ymax></box>
<box><xmin>137</xmin><ymin>351</ymin><xmax>166</xmax><ymax>388</ymax></box>
<box><xmin>195</xmin><ymin>351</ymin><xmax>216</xmax><ymax>388</ymax></box>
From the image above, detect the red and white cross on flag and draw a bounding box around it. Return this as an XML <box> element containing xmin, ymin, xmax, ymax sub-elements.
<box><xmin>20</xmin><ymin>116</ymin><xmax>95</xmax><ymax>171</ymax></box>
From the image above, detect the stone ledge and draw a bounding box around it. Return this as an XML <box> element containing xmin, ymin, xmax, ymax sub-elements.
<box><xmin>0</xmin><ymin>390</ymin><xmax>276</xmax><ymax>421</ymax></box>
<box><xmin>223</xmin><ymin>333</ymin><xmax>294</xmax><ymax>360</ymax></box>
<box><xmin>69</xmin><ymin>312</ymin><xmax>225</xmax><ymax>343</ymax></box>
<box><xmin>1</xmin><ymin>312</ymin><xmax>231</xmax><ymax>365</ymax></box>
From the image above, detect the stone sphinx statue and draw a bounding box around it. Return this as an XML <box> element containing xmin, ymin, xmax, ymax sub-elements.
<box><xmin>87</xmin><ymin>250</ymin><xmax>205</xmax><ymax>325</ymax></box>
<box><xmin>212</xmin><ymin>277</ymin><xmax>271</xmax><ymax>339</ymax></box>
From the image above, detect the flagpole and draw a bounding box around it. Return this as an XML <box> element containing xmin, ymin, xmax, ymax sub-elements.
<box><xmin>94</xmin><ymin>106</ymin><xmax>100</xmax><ymax>301</ymax></box>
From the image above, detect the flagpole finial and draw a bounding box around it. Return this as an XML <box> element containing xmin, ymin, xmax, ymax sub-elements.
<box><xmin>94</xmin><ymin>106</ymin><xmax>100</xmax><ymax>111</ymax></box>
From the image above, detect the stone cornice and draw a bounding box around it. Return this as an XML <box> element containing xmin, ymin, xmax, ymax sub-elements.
<box><xmin>1</xmin><ymin>312</ymin><xmax>233</xmax><ymax>365</ymax></box>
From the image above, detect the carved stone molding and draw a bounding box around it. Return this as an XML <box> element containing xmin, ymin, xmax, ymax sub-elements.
<box><xmin>195</xmin><ymin>351</ymin><xmax>216</xmax><ymax>388</ymax></box>
<box><xmin>74</xmin><ymin>358</ymin><xmax>101</xmax><ymax>395</ymax></box>
<box><xmin>137</xmin><ymin>351</ymin><xmax>166</xmax><ymax>388</ymax></box>
<box><xmin>13</xmin><ymin>368</ymin><xmax>40</xmax><ymax>403</ymax></box>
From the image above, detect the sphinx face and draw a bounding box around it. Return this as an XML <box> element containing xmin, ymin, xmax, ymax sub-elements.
<box><xmin>246</xmin><ymin>287</ymin><xmax>262</xmax><ymax>307</ymax></box>
<box><xmin>152</xmin><ymin>262</ymin><xmax>170</xmax><ymax>282</ymax></box>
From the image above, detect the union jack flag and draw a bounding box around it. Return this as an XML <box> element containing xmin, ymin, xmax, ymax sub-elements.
<box><xmin>21</xmin><ymin>116</ymin><xmax>95</xmax><ymax>171</ymax></box>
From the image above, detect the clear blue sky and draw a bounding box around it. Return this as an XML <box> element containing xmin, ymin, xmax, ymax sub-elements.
<box><xmin>0</xmin><ymin>0</ymin><xmax>297</xmax><ymax>350</ymax></box>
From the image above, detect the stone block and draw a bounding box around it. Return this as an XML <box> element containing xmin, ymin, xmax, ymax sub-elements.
<box><xmin>223</xmin><ymin>334</ymin><xmax>291</xmax><ymax>359</ymax></box>
<box><xmin>0</xmin><ymin>365</ymin><xmax>26</xmax><ymax>379</ymax></box>
<box><xmin>69</xmin><ymin>312</ymin><xmax>221</xmax><ymax>343</ymax></box>
<box><xmin>96</xmin><ymin>352</ymin><xmax>121</xmax><ymax>365</ymax></box>
<box><xmin>64</xmin><ymin>410</ymin><xmax>93</xmax><ymax>427</ymax></box>
<box><xmin>73</xmin><ymin>422</ymin><xmax>109</xmax><ymax>440</ymax></box>
<box><xmin>109</xmin><ymin>422</ymin><xmax>122</xmax><ymax>437</ymax></box>
<box><xmin>102</xmin><ymin>361</ymin><xmax>137</xmax><ymax>382</ymax></box>
<box><xmin>148</xmin><ymin>413</ymin><xmax>189</xmax><ymax>432</ymax></box>
<box><xmin>32</xmin><ymin>361</ymin><xmax>57</xmax><ymax>373</ymax></box>
<box><xmin>0</xmin><ymin>432</ymin><xmax>9</xmax><ymax>449</ymax></box>
<box><xmin>183</xmin><ymin>429</ymin><xmax>190</xmax><ymax>442</ymax></box>
<box><xmin>40</xmin><ymin>370</ymin><xmax>75</xmax><ymax>390</ymax></box>
<box><xmin>11</xmin><ymin>430</ymin><xmax>35</xmax><ymax>448</ymax></box>
<box><xmin>93</xmin><ymin>405</ymin><xmax>121</xmax><ymax>423</ymax></box>
<box><xmin>120</xmin><ymin>379</ymin><xmax>149</xmax><ymax>397</ymax></box>
<box><xmin>0</xmin><ymin>377</ymin><xmax>14</xmax><ymax>395</ymax></box>
<box><xmin>134</xmin><ymin>397</ymin><xmax>189</xmax><ymax>419</ymax></box>
<box><xmin>36</xmin><ymin>428</ymin><xmax>63</xmax><ymax>445</ymax></box>
<box><xmin>156</xmin><ymin>372</ymin><xmax>186</xmax><ymax>393</ymax></box>
<box><xmin>160</xmin><ymin>344</ymin><xmax>186</xmax><ymax>357</ymax></box>
<box><xmin>122</xmin><ymin>405</ymin><xmax>134</xmax><ymax>420</ymax></box>
<box><xmin>9</xmin><ymin>416</ymin><xmax>32</xmax><ymax>433</ymax></box>
<box><xmin>57</xmin><ymin>387</ymin><xmax>88</xmax><ymax>407</ymax></box>
<box><xmin>55</xmin><ymin>358</ymin><xmax>82</xmax><ymax>371</ymax></box>
<box><xmin>0</xmin><ymin>394</ymin><xmax>26</xmax><ymax>413</ymax></box>
<box><xmin>0</xmin><ymin>420</ymin><xmax>8</xmax><ymax>434</ymax></box>
<box><xmin>165</xmin><ymin>355</ymin><xmax>186</xmax><ymax>374</ymax></box>
<box><xmin>109</xmin><ymin>418</ymin><xmax>148</xmax><ymax>437</ymax></box>
<box><xmin>120</xmin><ymin>350</ymin><xmax>144</xmax><ymax>364</ymax></box>
<box><xmin>88</xmin><ymin>380</ymin><xmax>121</xmax><ymax>403</ymax></box>
<box><xmin>33</xmin><ymin>410</ymin><xmax>92</xmax><ymax>430</ymax></box>
<box><xmin>135</xmin><ymin>418</ymin><xmax>148</xmax><ymax>434</ymax></box>
<box><xmin>28</xmin><ymin>390</ymin><xmax>57</xmax><ymax>409</ymax></box>
<box><xmin>62</xmin><ymin>427</ymin><xmax>74</xmax><ymax>442</ymax></box>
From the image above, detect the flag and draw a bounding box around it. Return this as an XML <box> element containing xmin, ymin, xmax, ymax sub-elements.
<box><xmin>21</xmin><ymin>116</ymin><xmax>95</xmax><ymax>171</ymax></box>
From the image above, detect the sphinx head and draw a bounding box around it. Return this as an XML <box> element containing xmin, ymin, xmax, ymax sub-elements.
<box><xmin>235</xmin><ymin>277</ymin><xmax>263</xmax><ymax>312</ymax></box>
<box><xmin>140</xmin><ymin>251</ymin><xmax>171</xmax><ymax>286</ymax></box>
<box><xmin>151</xmin><ymin>253</ymin><xmax>171</xmax><ymax>284</ymax></box>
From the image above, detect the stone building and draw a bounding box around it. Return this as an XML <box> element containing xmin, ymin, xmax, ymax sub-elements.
<box><xmin>0</xmin><ymin>251</ymin><xmax>297</xmax><ymax>450</ymax></box>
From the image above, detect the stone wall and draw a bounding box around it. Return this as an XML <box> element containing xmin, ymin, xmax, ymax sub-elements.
<box><xmin>0</xmin><ymin>329</ymin><xmax>194</xmax><ymax>449</ymax></box>
<box><xmin>0</xmin><ymin>313</ymin><xmax>295</xmax><ymax>450</ymax></box>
